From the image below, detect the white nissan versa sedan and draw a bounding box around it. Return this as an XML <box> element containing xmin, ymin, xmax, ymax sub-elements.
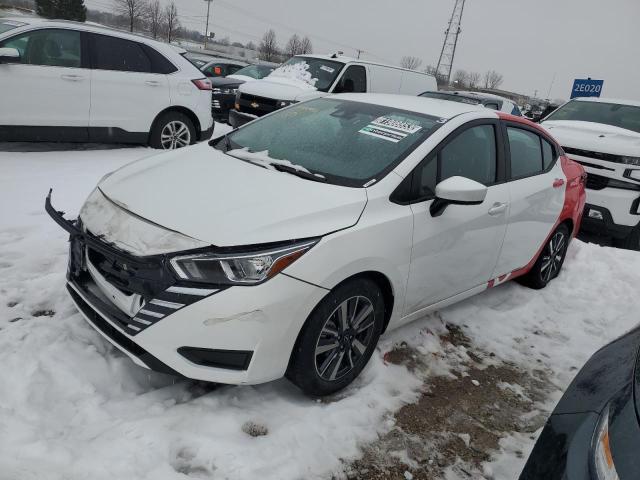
<box><xmin>47</xmin><ymin>94</ymin><xmax>586</xmax><ymax>396</ymax></box>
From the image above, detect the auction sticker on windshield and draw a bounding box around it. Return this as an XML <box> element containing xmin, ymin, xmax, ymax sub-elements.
<box><xmin>359</xmin><ymin>116</ymin><xmax>422</xmax><ymax>143</ymax></box>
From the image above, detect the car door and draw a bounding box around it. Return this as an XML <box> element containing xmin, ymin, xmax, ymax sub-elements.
<box><xmin>403</xmin><ymin>121</ymin><xmax>511</xmax><ymax>315</ymax></box>
<box><xmin>88</xmin><ymin>33</ymin><xmax>170</xmax><ymax>137</ymax></box>
<box><xmin>0</xmin><ymin>28</ymin><xmax>89</xmax><ymax>130</ymax></box>
<box><xmin>492</xmin><ymin>123</ymin><xmax>565</xmax><ymax>277</ymax></box>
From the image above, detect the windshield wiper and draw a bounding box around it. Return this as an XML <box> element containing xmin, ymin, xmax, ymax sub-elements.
<box><xmin>271</xmin><ymin>163</ymin><xmax>327</xmax><ymax>183</ymax></box>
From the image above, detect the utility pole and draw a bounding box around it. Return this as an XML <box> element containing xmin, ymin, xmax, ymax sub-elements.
<box><xmin>356</xmin><ymin>49</ymin><xmax>363</xmax><ymax>59</ymax></box>
<box><xmin>435</xmin><ymin>0</ymin><xmax>466</xmax><ymax>85</ymax></box>
<box><xmin>204</xmin><ymin>0</ymin><xmax>213</xmax><ymax>50</ymax></box>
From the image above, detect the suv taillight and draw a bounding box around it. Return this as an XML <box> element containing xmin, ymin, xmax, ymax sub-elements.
<box><xmin>191</xmin><ymin>78</ymin><xmax>212</xmax><ymax>91</ymax></box>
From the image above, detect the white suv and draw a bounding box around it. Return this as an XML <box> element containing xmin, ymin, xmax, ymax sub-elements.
<box><xmin>0</xmin><ymin>18</ymin><xmax>214</xmax><ymax>149</ymax></box>
<box><xmin>541</xmin><ymin>98</ymin><xmax>640</xmax><ymax>249</ymax></box>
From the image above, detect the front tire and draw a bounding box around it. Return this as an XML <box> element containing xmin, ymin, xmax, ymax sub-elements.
<box><xmin>622</xmin><ymin>228</ymin><xmax>640</xmax><ymax>251</ymax></box>
<box><xmin>149</xmin><ymin>112</ymin><xmax>196</xmax><ymax>150</ymax></box>
<box><xmin>286</xmin><ymin>278</ymin><xmax>385</xmax><ymax>397</ymax></box>
<box><xmin>518</xmin><ymin>223</ymin><xmax>570</xmax><ymax>289</ymax></box>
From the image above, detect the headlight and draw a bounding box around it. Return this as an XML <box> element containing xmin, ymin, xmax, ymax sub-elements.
<box><xmin>620</xmin><ymin>156</ymin><xmax>640</xmax><ymax>166</ymax></box>
<box><xmin>169</xmin><ymin>240</ymin><xmax>317</xmax><ymax>285</ymax></box>
<box><xmin>279</xmin><ymin>100</ymin><xmax>297</xmax><ymax>108</ymax></box>
<box><xmin>592</xmin><ymin>404</ymin><xmax>619</xmax><ymax>480</ymax></box>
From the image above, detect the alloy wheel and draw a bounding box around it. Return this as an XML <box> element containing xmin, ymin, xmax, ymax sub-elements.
<box><xmin>540</xmin><ymin>231</ymin><xmax>566</xmax><ymax>283</ymax></box>
<box><xmin>314</xmin><ymin>295</ymin><xmax>376</xmax><ymax>381</ymax></box>
<box><xmin>160</xmin><ymin>120</ymin><xmax>191</xmax><ymax>150</ymax></box>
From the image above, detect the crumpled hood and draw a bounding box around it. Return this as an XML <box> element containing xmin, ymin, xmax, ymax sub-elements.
<box><xmin>96</xmin><ymin>142</ymin><xmax>367</xmax><ymax>249</ymax></box>
<box><xmin>239</xmin><ymin>78</ymin><xmax>324</xmax><ymax>102</ymax></box>
<box><xmin>542</xmin><ymin>120</ymin><xmax>640</xmax><ymax>156</ymax></box>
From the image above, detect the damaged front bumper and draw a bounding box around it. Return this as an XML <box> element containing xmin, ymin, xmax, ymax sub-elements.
<box><xmin>45</xmin><ymin>191</ymin><xmax>327</xmax><ymax>384</ymax></box>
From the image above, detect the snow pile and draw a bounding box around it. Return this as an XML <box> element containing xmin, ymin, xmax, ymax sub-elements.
<box><xmin>267</xmin><ymin>62</ymin><xmax>318</xmax><ymax>90</ymax></box>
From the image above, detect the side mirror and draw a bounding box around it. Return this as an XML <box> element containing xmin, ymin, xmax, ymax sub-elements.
<box><xmin>430</xmin><ymin>176</ymin><xmax>488</xmax><ymax>217</ymax></box>
<box><xmin>0</xmin><ymin>47</ymin><xmax>20</xmax><ymax>64</ymax></box>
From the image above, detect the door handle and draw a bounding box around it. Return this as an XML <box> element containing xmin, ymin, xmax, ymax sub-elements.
<box><xmin>553</xmin><ymin>178</ymin><xmax>565</xmax><ymax>188</ymax></box>
<box><xmin>61</xmin><ymin>74</ymin><xmax>84</xmax><ymax>81</ymax></box>
<box><xmin>488</xmin><ymin>202</ymin><xmax>508</xmax><ymax>216</ymax></box>
<box><xmin>145</xmin><ymin>80</ymin><xmax>161</xmax><ymax>86</ymax></box>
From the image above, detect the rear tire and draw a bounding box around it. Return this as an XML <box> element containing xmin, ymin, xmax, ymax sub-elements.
<box><xmin>149</xmin><ymin>112</ymin><xmax>196</xmax><ymax>150</ymax></box>
<box><xmin>518</xmin><ymin>224</ymin><xmax>570</xmax><ymax>289</ymax></box>
<box><xmin>286</xmin><ymin>278</ymin><xmax>385</xmax><ymax>397</ymax></box>
<box><xmin>622</xmin><ymin>228</ymin><xmax>640</xmax><ymax>251</ymax></box>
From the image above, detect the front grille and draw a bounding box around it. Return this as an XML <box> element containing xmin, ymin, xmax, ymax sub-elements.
<box><xmin>238</xmin><ymin>93</ymin><xmax>280</xmax><ymax>117</ymax></box>
<box><xmin>585</xmin><ymin>173</ymin><xmax>609</xmax><ymax>190</ymax></box>
<box><xmin>563</xmin><ymin>146</ymin><xmax>621</xmax><ymax>164</ymax></box>
<box><xmin>69</xmin><ymin>234</ymin><xmax>222</xmax><ymax>336</ymax></box>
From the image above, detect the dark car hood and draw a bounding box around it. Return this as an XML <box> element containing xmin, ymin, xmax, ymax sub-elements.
<box><xmin>210</xmin><ymin>76</ymin><xmax>245</xmax><ymax>88</ymax></box>
<box><xmin>553</xmin><ymin>326</ymin><xmax>640</xmax><ymax>415</ymax></box>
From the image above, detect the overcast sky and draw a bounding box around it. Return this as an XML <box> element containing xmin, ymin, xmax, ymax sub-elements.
<box><xmin>87</xmin><ymin>0</ymin><xmax>640</xmax><ymax>101</ymax></box>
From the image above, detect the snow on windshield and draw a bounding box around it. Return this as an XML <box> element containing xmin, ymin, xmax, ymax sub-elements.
<box><xmin>267</xmin><ymin>62</ymin><xmax>318</xmax><ymax>91</ymax></box>
<box><xmin>227</xmin><ymin>147</ymin><xmax>325</xmax><ymax>178</ymax></box>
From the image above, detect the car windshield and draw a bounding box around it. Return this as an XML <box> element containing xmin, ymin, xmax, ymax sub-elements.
<box><xmin>222</xmin><ymin>98</ymin><xmax>443</xmax><ymax>187</ymax></box>
<box><xmin>0</xmin><ymin>20</ymin><xmax>26</xmax><ymax>34</ymax></box>
<box><xmin>232</xmin><ymin>64</ymin><xmax>274</xmax><ymax>79</ymax></box>
<box><xmin>271</xmin><ymin>56</ymin><xmax>344</xmax><ymax>92</ymax></box>
<box><xmin>419</xmin><ymin>91</ymin><xmax>481</xmax><ymax>105</ymax></box>
<box><xmin>546</xmin><ymin>100</ymin><xmax>640</xmax><ymax>134</ymax></box>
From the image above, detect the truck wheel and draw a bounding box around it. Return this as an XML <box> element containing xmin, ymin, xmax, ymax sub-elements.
<box><xmin>286</xmin><ymin>278</ymin><xmax>385</xmax><ymax>397</ymax></box>
<box><xmin>623</xmin><ymin>228</ymin><xmax>640</xmax><ymax>251</ymax></box>
<box><xmin>518</xmin><ymin>224</ymin><xmax>570</xmax><ymax>290</ymax></box>
<box><xmin>150</xmin><ymin>112</ymin><xmax>195</xmax><ymax>150</ymax></box>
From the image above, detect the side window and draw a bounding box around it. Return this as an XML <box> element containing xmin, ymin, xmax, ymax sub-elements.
<box><xmin>336</xmin><ymin>65</ymin><xmax>367</xmax><ymax>93</ymax></box>
<box><xmin>542</xmin><ymin>138</ymin><xmax>556</xmax><ymax>169</ymax></box>
<box><xmin>228</xmin><ymin>64</ymin><xmax>243</xmax><ymax>75</ymax></box>
<box><xmin>0</xmin><ymin>29</ymin><xmax>81</xmax><ymax>68</ymax></box>
<box><xmin>411</xmin><ymin>124</ymin><xmax>497</xmax><ymax>201</ymax></box>
<box><xmin>92</xmin><ymin>34</ymin><xmax>151</xmax><ymax>73</ymax></box>
<box><xmin>440</xmin><ymin>125</ymin><xmax>497</xmax><ymax>185</ymax></box>
<box><xmin>507</xmin><ymin>127</ymin><xmax>545</xmax><ymax>178</ymax></box>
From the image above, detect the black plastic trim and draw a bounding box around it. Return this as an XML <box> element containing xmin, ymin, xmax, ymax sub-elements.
<box><xmin>67</xmin><ymin>284</ymin><xmax>184</xmax><ymax>377</ymax></box>
<box><xmin>177</xmin><ymin>347</ymin><xmax>253</xmax><ymax>371</ymax></box>
<box><xmin>580</xmin><ymin>203</ymin><xmax>637</xmax><ymax>239</ymax></box>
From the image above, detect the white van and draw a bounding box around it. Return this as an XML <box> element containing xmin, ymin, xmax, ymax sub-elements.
<box><xmin>229</xmin><ymin>54</ymin><xmax>438</xmax><ymax>127</ymax></box>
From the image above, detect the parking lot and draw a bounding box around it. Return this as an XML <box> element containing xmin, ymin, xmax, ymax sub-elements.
<box><xmin>1</xmin><ymin>129</ymin><xmax>640</xmax><ymax>479</ymax></box>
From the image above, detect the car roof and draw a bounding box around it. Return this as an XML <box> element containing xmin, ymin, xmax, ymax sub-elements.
<box><xmin>334</xmin><ymin>93</ymin><xmax>489</xmax><ymax>119</ymax></box>
<box><xmin>573</xmin><ymin>97</ymin><xmax>640</xmax><ymax>108</ymax></box>
<box><xmin>2</xmin><ymin>16</ymin><xmax>186</xmax><ymax>54</ymax></box>
<box><xmin>294</xmin><ymin>54</ymin><xmax>436</xmax><ymax>76</ymax></box>
<box><xmin>422</xmin><ymin>90</ymin><xmax>512</xmax><ymax>104</ymax></box>
<box><xmin>201</xmin><ymin>58</ymin><xmax>247</xmax><ymax>67</ymax></box>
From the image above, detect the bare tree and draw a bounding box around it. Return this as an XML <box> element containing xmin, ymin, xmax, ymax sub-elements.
<box><xmin>423</xmin><ymin>65</ymin><xmax>437</xmax><ymax>76</ymax></box>
<box><xmin>452</xmin><ymin>69</ymin><xmax>468</xmax><ymax>88</ymax></box>
<box><xmin>245</xmin><ymin>41</ymin><xmax>257</xmax><ymax>51</ymax></box>
<box><xmin>483</xmin><ymin>70</ymin><xmax>504</xmax><ymax>89</ymax></box>
<box><xmin>164</xmin><ymin>1</ymin><xmax>179</xmax><ymax>42</ymax></box>
<box><xmin>258</xmin><ymin>29</ymin><xmax>279</xmax><ymax>62</ymax></box>
<box><xmin>299</xmin><ymin>36</ymin><xmax>313</xmax><ymax>54</ymax></box>
<box><xmin>400</xmin><ymin>56</ymin><xmax>422</xmax><ymax>70</ymax></box>
<box><xmin>113</xmin><ymin>0</ymin><xmax>147</xmax><ymax>32</ymax></box>
<box><xmin>284</xmin><ymin>34</ymin><xmax>302</xmax><ymax>57</ymax></box>
<box><xmin>467</xmin><ymin>71</ymin><xmax>481</xmax><ymax>89</ymax></box>
<box><xmin>147</xmin><ymin>0</ymin><xmax>162</xmax><ymax>39</ymax></box>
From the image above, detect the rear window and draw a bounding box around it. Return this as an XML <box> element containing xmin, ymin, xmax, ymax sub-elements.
<box><xmin>546</xmin><ymin>100</ymin><xmax>640</xmax><ymax>134</ymax></box>
<box><xmin>223</xmin><ymin>98</ymin><xmax>442</xmax><ymax>187</ymax></box>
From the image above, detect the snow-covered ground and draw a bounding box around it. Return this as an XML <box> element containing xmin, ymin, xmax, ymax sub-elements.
<box><xmin>1</xmin><ymin>131</ymin><xmax>639</xmax><ymax>479</ymax></box>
